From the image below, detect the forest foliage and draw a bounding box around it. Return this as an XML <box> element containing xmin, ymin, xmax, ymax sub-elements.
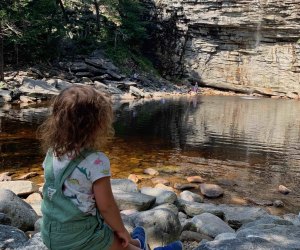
<box><xmin>0</xmin><ymin>0</ymin><xmax>152</xmax><ymax>76</ymax></box>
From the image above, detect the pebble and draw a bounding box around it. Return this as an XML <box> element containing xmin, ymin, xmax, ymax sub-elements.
<box><xmin>278</xmin><ymin>185</ymin><xmax>291</xmax><ymax>195</ymax></box>
<box><xmin>144</xmin><ymin>168</ymin><xmax>159</xmax><ymax>176</ymax></box>
<box><xmin>186</xmin><ymin>176</ymin><xmax>205</xmax><ymax>183</ymax></box>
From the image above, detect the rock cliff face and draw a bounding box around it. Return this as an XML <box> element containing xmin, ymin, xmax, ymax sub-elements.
<box><xmin>145</xmin><ymin>0</ymin><xmax>300</xmax><ymax>95</ymax></box>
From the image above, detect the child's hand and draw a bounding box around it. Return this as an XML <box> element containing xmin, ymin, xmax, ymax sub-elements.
<box><xmin>116</xmin><ymin>229</ymin><xmax>131</xmax><ymax>248</ymax></box>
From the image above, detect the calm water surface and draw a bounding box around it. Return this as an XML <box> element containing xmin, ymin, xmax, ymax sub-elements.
<box><xmin>1</xmin><ymin>96</ymin><xmax>299</xmax><ymax>214</ymax></box>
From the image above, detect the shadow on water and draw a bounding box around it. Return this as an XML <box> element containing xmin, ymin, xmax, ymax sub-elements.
<box><xmin>1</xmin><ymin>96</ymin><xmax>300</xmax><ymax>214</ymax></box>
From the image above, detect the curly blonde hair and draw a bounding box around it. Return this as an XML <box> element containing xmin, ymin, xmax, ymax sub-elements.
<box><xmin>38</xmin><ymin>85</ymin><xmax>114</xmax><ymax>157</ymax></box>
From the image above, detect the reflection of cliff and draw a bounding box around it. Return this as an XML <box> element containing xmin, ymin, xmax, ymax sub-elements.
<box><xmin>145</xmin><ymin>0</ymin><xmax>300</xmax><ymax>92</ymax></box>
<box><xmin>185</xmin><ymin>96</ymin><xmax>300</xmax><ymax>166</ymax></box>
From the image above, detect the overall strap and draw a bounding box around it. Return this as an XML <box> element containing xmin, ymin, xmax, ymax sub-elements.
<box><xmin>55</xmin><ymin>149</ymin><xmax>96</xmax><ymax>190</ymax></box>
<box><xmin>44</xmin><ymin>150</ymin><xmax>55</xmax><ymax>185</ymax></box>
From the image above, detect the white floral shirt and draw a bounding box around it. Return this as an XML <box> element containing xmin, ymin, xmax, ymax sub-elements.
<box><xmin>42</xmin><ymin>152</ymin><xmax>111</xmax><ymax>215</ymax></box>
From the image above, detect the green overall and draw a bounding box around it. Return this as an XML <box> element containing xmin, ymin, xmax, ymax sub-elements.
<box><xmin>41</xmin><ymin>150</ymin><xmax>114</xmax><ymax>250</ymax></box>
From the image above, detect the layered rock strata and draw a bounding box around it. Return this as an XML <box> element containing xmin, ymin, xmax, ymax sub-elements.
<box><xmin>146</xmin><ymin>0</ymin><xmax>300</xmax><ymax>95</ymax></box>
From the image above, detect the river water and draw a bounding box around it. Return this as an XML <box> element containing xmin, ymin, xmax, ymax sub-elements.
<box><xmin>0</xmin><ymin>95</ymin><xmax>299</xmax><ymax>214</ymax></box>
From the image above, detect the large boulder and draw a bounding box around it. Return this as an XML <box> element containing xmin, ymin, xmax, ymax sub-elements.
<box><xmin>176</xmin><ymin>199</ymin><xmax>224</xmax><ymax>217</ymax></box>
<box><xmin>219</xmin><ymin>205</ymin><xmax>269</xmax><ymax>229</ymax></box>
<box><xmin>20</xmin><ymin>77</ymin><xmax>58</xmax><ymax>95</ymax></box>
<box><xmin>111</xmin><ymin>179</ymin><xmax>138</xmax><ymax>192</ymax></box>
<box><xmin>113</xmin><ymin>190</ymin><xmax>155</xmax><ymax>211</ymax></box>
<box><xmin>129</xmin><ymin>208</ymin><xmax>181</xmax><ymax>249</ymax></box>
<box><xmin>191</xmin><ymin>213</ymin><xmax>235</xmax><ymax>238</ymax></box>
<box><xmin>195</xmin><ymin>237</ymin><xmax>285</xmax><ymax>250</ymax></box>
<box><xmin>0</xmin><ymin>189</ymin><xmax>38</xmax><ymax>231</ymax></box>
<box><xmin>16</xmin><ymin>232</ymin><xmax>48</xmax><ymax>250</ymax></box>
<box><xmin>140</xmin><ymin>187</ymin><xmax>177</xmax><ymax>205</ymax></box>
<box><xmin>0</xmin><ymin>180</ymin><xmax>39</xmax><ymax>196</ymax></box>
<box><xmin>0</xmin><ymin>225</ymin><xmax>28</xmax><ymax>249</ymax></box>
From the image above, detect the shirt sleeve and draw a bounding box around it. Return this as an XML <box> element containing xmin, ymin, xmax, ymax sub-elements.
<box><xmin>79</xmin><ymin>152</ymin><xmax>111</xmax><ymax>183</ymax></box>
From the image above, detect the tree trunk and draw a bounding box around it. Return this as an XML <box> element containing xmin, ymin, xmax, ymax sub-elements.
<box><xmin>56</xmin><ymin>0</ymin><xmax>69</xmax><ymax>22</ymax></box>
<box><xmin>94</xmin><ymin>0</ymin><xmax>100</xmax><ymax>32</ymax></box>
<box><xmin>0</xmin><ymin>22</ymin><xmax>4</xmax><ymax>82</ymax></box>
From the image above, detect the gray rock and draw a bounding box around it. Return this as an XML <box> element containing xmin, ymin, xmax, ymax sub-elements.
<box><xmin>176</xmin><ymin>199</ymin><xmax>224</xmax><ymax>217</ymax></box>
<box><xmin>129</xmin><ymin>208</ymin><xmax>181</xmax><ymax>249</ymax></box>
<box><xmin>20</xmin><ymin>78</ymin><xmax>58</xmax><ymax>95</ymax></box>
<box><xmin>130</xmin><ymin>86</ymin><xmax>145</xmax><ymax>98</ymax></box>
<box><xmin>273</xmin><ymin>200</ymin><xmax>284</xmax><ymax>207</ymax></box>
<box><xmin>70</xmin><ymin>62</ymin><xmax>88</xmax><ymax>72</ymax></box>
<box><xmin>214</xmin><ymin>232</ymin><xmax>237</xmax><ymax>241</ymax></box>
<box><xmin>0</xmin><ymin>224</ymin><xmax>28</xmax><ymax>249</ymax></box>
<box><xmin>113</xmin><ymin>190</ymin><xmax>155</xmax><ymax>211</ymax></box>
<box><xmin>200</xmin><ymin>184</ymin><xmax>224</xmax><ymax>198</ymax></box>
<box><xmin>180</xmin><ymin>230</ymin><xmax>213</xmax><ymax>242</ymax></box>
<box><xmin>34</xmin><ymin>218</ymin><xmax>42</xmax><ymax>232</ymax></box>
<box><xmin>192</xmin><ymin>213</ymin><xmax>235</xmax><ymax>238</ymax></box>
<box><xmin>141</xmin><ymin>187</ymin><xmax>177</xmax><ymax>205</ymax></box>
<box><xmin>153</xmin><ymin>203</ymin><xmax>179</xmax><ymax>215</ymax></box>
<box><xmin>0</xmin><ymin>90</ymin><xmax>12</xmax><ymax>102</ymax></box>
<box><xmin>16</xmin><ymin>232</ymin><xmax>48</xmax><ymax>250</ymax></box>
<box><xmin>179</xmin><ymin>190</ymin><xmax>203</xmax><ymax>203</ymax></box>
<box><xmin>195</xmin><ymin>237</ymin><xmax>285</xmax><ymax>250</ymax></box>
<box><xmin>238</xmin><ymin>215</ymin><xmax>293</xmax><ymax>230</ymax></box>
<box><xmin>237</xmin><ymin>224</ymin><xmax>300</xmax><ymax>249</ymax></box>
<box><xmin>219</xmin><ymin>204</ymin><xmax>269</xmax><ymax>229</ymax></box>
<box><xmin>111</xmin><ymin>179</ymin><xmax>138</xmax><ymax>192</ymax></box>
<box><xmin>283</xmin><ymin>213</ymin><xmax>300</xmax><ymax>226</ymax></box>
<box><xmin>0</xmin><ymin>180</ymin><xmax>39</xmax><ymax>196</ymax></box>
<box><xmin>85</xmin><ymin>58</ymin><xmax>118</xmax><ymax>72</ymax></box>
<box><xmin>0</xmin><ymin>212</ymin><xmax>11</xmax><ymax>225</ymax></box>
<box><xmin>0</xmin><ymin>189</ymin><xmax>38</xmax><ymax>231</ymax></box>
<box><xmin>121</xmin><ymin>214</ymin><xmax>135</xmax><ymax>234</ymax></box>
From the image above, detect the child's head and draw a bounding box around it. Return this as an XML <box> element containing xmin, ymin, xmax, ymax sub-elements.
<box><xmin>38</xmin><ymin>85</ymin><xmax>113</xmax><ymax>157</ymax></box>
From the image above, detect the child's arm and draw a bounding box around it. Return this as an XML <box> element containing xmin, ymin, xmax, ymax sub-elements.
<box><xmin>93</xmin><ymin>177</ymin><xmax>131</xmax><ymax>247</ymax></box>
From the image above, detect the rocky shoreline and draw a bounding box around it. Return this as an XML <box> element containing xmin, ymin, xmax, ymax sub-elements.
<box><xmin>0</xmin><ymin>172</ymin><xmax>299</xmax><ymax>250</ymax></box>
<box><xmin>1</xmin><ymin>49</ymin><xmax>298</xmax><ymax>105</ymax></box>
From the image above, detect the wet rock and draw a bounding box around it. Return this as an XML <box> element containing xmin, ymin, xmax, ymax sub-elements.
<box><xmin>155</xmin><ymin>183</ymin><xmax>175</xmax><ymax>192</ymax></box>
<box><xmin>174</xmin><ymin>183</ymin><xmax>198</xmax><ymax>190</ymax></box>
<box><xmin>17</xmin><ymin>172</ymin><xmax>38</xmax><ymax>180</ymax></box>
<box><xmin>111</xmin><ymin>179</ymin><xmax>138</xmax><ymax>192</ymax></box>
<box><xmin>151</xmin><ymin>177</ymin><xmax>170</xmax><ymax>186</ymax></box>
<box><xmin>144</xmin><ymin>168</ymin><xmax>159</xmax><ymax>176</ymax></box>
<box><xmin>273</xmin><ymin>200</ymin><xmax>284</xmax><ymax>207</ymax></box>
<box><xmin>0</xmin><ymin>225</ymin><xmax>29</xmax><ymax>249</ymax></box>
<box><xmin>25</xmin><ymin>193</ymin><xmax>42</xmax><ymax>216</ymax></box>
<box><xmin>0</xmin><ymin>213</ymin><xmax>11</xmax><ymax>225</ymax></box>
<box><xmin>192</xmin><ymin>213</ymin><xmax>235</xmax><ymax>238</ymax></box>
<box><xmin>283</xmin><ymin>213</ymin><xmax>300</xmax><ymax>226</ymax></box>
<box><xmin>0</xmin><ymin>172</ymin><xmax>12</xmax><ymax>182</ymax></box>
<box><xmin>129</xmin><ymin>208</ymin><xmax>181</xmax><ymax>249</ymax></box>
<box><xmin>245</xmin><ymin>197</ymin><xmax>273</xmax><ymax>206</ymax></box>
<box><xmin>200</xmin><ymin>184</ymin><xmax>224</xmax><ymax>198</ymax></box>
<box><xmin>219</xmin><ymin>204</ymin><xmax>269</xmax><ymax>229</ymax></box>
<box><xmin>179</xmin><ymin>190</ymin><xmax>203</xmax><ymax>203</ymax></box>
<box><xmin>0</xmin><ymin>181</ymin><xmax>39</xmax><ymax>196</ymax></box>
<box><xmin>278</xmin><ymin>185</ymin><xmax>291</xmax><ymax>194</ymax></box>
<box><xmin>128</xmin><ymin>174</ymin><xmax>140</xmax><ymax>183</ymax></box>
<box><xmin>187</xmin><ymin>176</ymin><xmax>205</xmax><ymax>183</ymax></box>
<box><xmin>176</xmin><ymin>199</ymin><xmax>224</xmax><ymax>217</ymax></box>
<box><xmin>15</xmin><ymin>232</ymin><xmax>48</xmax><ymax>250</ymax></box>
<box><xmin>140</xmin><ymin>187</ymin><xmax>177</xmax><ymax>205</ymax></box>
<box><xmin>113</xmin><ymin>190</ymin><xmax>155</xmax><ymax>211</ymax></box>
<box><xmin>180</xmin><ymin>230</ymin><xmax>213</xmax><ymax>242</ymax></box>
<box><xmin>0</xmin><ymin>189</ymin><xmax>38</xmax><ymax>231</ymax></box>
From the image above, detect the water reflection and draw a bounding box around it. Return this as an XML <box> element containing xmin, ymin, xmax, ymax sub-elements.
<box><xmin>0</xmin><ymin>96</ymin><xmax>300</xmax><ymax>213</ymax></box>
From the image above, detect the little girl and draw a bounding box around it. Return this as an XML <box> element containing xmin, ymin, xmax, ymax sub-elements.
<box><xmin>38</xmin><ymin>85</ymin><xmax>182</xmax><ymax>250</ymax></box>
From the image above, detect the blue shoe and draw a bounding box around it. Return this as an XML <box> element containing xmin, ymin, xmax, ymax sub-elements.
<box><xmin>132</xmin><ymin>226</ymin><xmax>148</xmax><ymax>250</ymax></box>
<box><xmin>153</xmin><ymin>241</ymin><xmax>183</xmax><ymax>250</ymax></box>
